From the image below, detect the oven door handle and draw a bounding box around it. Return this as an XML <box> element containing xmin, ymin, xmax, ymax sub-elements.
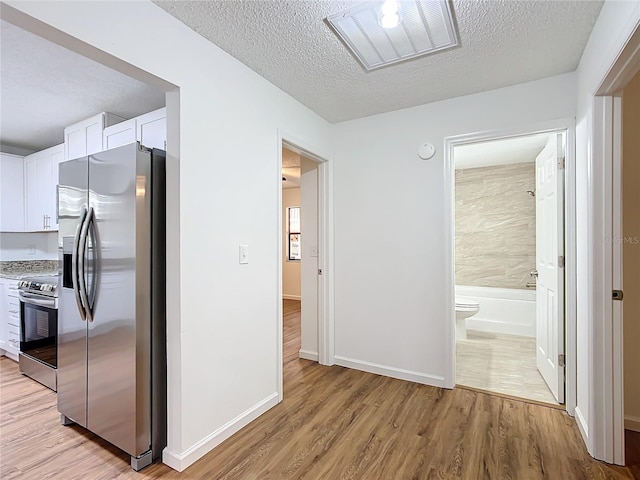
<box><xmin>78</xmin><ymin>207</ymin><xmax>94</xmax><ymax>322</ymax></box>
<box><xmin>73</xmin><ymin>207</ymin><xmax>88</xmax><ymax>321</ymax></box>
<box><xmin>19</xmin><ymin>292</ymin><xmax>57</xmax><ymax>308</ymax></box>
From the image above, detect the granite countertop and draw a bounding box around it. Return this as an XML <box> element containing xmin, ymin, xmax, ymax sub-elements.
<box><xmin>0</xmin><ymin>260</ymin><xmax>59</xmax><ymax>280</ymax></box>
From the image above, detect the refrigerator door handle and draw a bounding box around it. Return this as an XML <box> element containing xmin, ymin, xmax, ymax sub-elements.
<box><xmin>78</xmin><ymin>206</ymin><xmax>94</xmax><ymax>322</ymax></box>
<box><xmin>86</xmin><ymin>209</ymin><xmax>98</xmax><ymax>316</ymax></box>
<box><xmin>72</xmin><ymin>207</ymin><xmax>88</xmax><ymax>321</ymax></box>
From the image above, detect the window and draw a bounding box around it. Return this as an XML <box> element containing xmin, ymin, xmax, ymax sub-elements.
<box><xmin>287</xmin><ymin>206</ymin><xmax>301</xmax><ymax>261</ymax></box>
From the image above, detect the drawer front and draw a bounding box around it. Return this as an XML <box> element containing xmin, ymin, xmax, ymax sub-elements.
<box><xmin>8</xmin><ymin>295</ymin><xmax>20</xmax><ymax>327</ymax></box>
<box><xmin>7</xmin><ymin>324</ymin><xmax>20</xmax><ymax>353</ymax></box>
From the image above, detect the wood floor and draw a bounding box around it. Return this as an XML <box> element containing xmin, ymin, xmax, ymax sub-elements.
<box><xmin>0</xmin><ymin>299</ymin><xmax>635</xmax><ymax>479</ymax></box>
<box><xmin>456</xmin><ymin>330</ymin><xmax>560</xmax><ymax>406</ymax></box>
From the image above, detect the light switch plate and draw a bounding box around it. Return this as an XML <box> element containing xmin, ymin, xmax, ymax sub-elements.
<box><xmin>239</xmin><ymin>244</ymin><xmax>249</xmax><ymax>264</ymax></box>
<box><xmin>310</xmin><ymin>245</ymin><xmax>318</xmax><ymax>257</ymax></box>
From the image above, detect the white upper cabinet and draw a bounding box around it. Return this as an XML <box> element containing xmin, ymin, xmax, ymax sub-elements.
<box><xmin>103</xmin><ymin>118</ymin><xmax>136</xmax><ymax>150</ymax></box>
<box><xmin>24</xmin><ymin>144</ymin><xmax>63</xmax><ymax>231</ymax></box>
<box><xmin>0</xmin><ymin>153</ymin><xmax>25</xmax><ymax>232</ymax></box>
<box><xmin>136</xmin><ymin>107</ymin><xmax>166</xmax><ymax>150</ymax></box>
<box><xmin>64</xmin><ymin>112</ymin><xmax>125</xmax><ymax>161</ymax></box>
<box><xmin>102</xmin><ymin>107</ymin><xmax>166</xmax><ymax>152</ymax></box>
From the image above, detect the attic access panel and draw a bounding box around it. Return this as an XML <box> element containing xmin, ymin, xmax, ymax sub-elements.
<box><xmin>326</xmin><ymin>0</ymin><xmax>459</xmax><ymax>71</ymax></box>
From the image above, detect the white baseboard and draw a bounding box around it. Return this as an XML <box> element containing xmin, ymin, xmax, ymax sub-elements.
<box><xmin>575</xmin><ymin>406</ymin><xmax>589</xmax><ymax>448</ymax></box>
<box><xmin>162</xmin><ymin>392</ymin><xmax>279</xmax><ymax>472</ymax></box>
<box><xmin>334</xmin><ymin>355</ymin><xmax>445</xmax><ymax>388</ymax></box>
<box><xmin>298</xmin><ymin>349</ymin><xmax>318</xmax><ymax>361</ymax></box>
<box><xmin>625</xmin><ymin>415</ymin><xmax>640</xmax><ymax>432</ymax></box>
<box><xmin>282</xmin><ymin>294</ymin><xmax>301</xmax><ymax>301</ymax></box>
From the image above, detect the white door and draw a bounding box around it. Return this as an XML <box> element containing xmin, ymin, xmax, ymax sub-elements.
<box><xmin>535</xmin><ymin>133</ymin><xmax>565</xmax><ymax>403</ymax></box>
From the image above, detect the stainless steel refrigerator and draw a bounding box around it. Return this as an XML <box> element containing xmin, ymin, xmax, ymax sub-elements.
<box><xmin>57</xmin><ymin>142</ymin><xmax>166</xmax><ymax>471</ymax></box>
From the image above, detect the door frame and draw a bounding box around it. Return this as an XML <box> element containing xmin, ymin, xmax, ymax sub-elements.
<box><xmin>276</xmin><ymin>130</ymin><xmax>334</xmax><ymax>401</ymax></box>
<box><xmin>443</xmin><ymin>118</ymin><xmax>577</xmax><ymax>416</ymax></box>
<box><xmin>591</xmin><ymin>21</ymin><xmax>640</xmax><ymax>466</ymax></box>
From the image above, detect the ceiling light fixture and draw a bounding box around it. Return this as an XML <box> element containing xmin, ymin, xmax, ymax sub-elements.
<box><xmin>380</xmin><ymin>0</ymin><xmax>400</xmax><ymax>29</ymax></box>
<box><xmin>326</xmin><ymin>0</ymin><xmax>459</xmax><ymax>71</ymax></box>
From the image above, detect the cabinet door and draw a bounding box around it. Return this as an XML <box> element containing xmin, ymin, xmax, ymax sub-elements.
<box><xmin>24</xmin><ymin>151</ymin><xmax>45</xmax><ymax>231</ymax></box>
<box><xmin>65</xmin><ymin>113</ymin><xmax>127</xmax><ymax>161</ymax></box>
<box><xmin>103</xmin><ymin>118</ymin><xmax>136</xmax><ymax>150</ymax></box>
<box><xmin>25</xmin><ymin>144</ymin><xmax>63</xmax><ymax>231</ymax></box>
<box><xmin>0</xmin><ymin>280</ymin><xmax>19</xmax><ymax>360</ymax></box>
<box><xmin>49</xmin><ymin>144</ymin><xmax>64</xmax><ymax>230</ymax></box>
<box><xmin>65</xmin><ymin>113</ymin><xmax>104</xmax><ymax>161</ymax></box>
<box><xmin>0</xmin><ymin>153</ymin><xmax>25</xmax><ymax>231</ymax></box>
<box><xmin>136</xmin><ymin>107</ymin><xmax>166</xmax><ymax>150</ymax></box>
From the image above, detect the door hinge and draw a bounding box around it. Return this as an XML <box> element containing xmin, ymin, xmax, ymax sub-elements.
<box><xmin>558</xmin><ymin>156</ymin><xmax>566</xmax><ymax>170</ymax></box>
<box><xmin>613</xmin><ymin>290</ymin><xmax>624</xmax><ymax>301</ymax></box>
<box><xmin>558</xmin><ymin>354</ymin><xmax>566</xmax><ymax>368</ymax></box>
<box><xmin>318</xmin><ymin>269</ymin><xmax>323</xmax><ymax>276</ymax></box>
<box><xmin>558</xmin><ymin>255</ymin><xmax>565</xmax><ymax>268</ymax></box>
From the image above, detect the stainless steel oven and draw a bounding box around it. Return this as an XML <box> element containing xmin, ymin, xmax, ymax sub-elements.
<box><xmin>18</xmin><ymin>277</ymin><xmax>58</xmax><ymax>391</ymax></box>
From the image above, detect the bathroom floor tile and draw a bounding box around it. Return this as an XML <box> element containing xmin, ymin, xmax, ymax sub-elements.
<box><xmin>456</xmin><ymin>330</ymin><xmax>560</xmax><ymax>406</ymax></box>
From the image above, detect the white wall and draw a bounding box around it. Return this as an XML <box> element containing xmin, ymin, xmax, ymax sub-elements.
<box><xmin>3</xmin><ymin>1</ymin><xmax>333</xmax><ymax>471</ymax></box>
<box><xmin>0</xmin><ymin>232</ymin><xmax>58</xmax><ymax>260</ymax></box>
<box><xmin>574</xmin><ymin>0</ymin><xmax>640</xmax><ymax>454</ymax></box>
<box><xmin>332</xmin><ymin>73</ymin><xmax>576</xmax><ymax>386</ymax></box>
<box><xmin>282</xmin><ymin>188</ymin><xmax>301</xmax><ymax>300</ymax></box>
<box><xmin>300</xmin><ymin>157</ymin><xmax>318</xmax><ymax>361</ymax></box>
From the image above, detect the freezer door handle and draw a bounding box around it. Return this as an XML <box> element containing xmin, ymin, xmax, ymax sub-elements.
<box><xmin>72</xmin><ymin>207</ymin><xmax>88</xmax><ymax>321</ymax></box>
<box><xmin>78</xmin><ymin>207</ymin><xmax>94</xmax><ymax>322</ymax></box>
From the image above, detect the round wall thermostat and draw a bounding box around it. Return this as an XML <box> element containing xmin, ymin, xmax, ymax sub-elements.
<box><xmin>418</xmin><ymin>143</ymin><xmax>436</xmax><ymax>160</ymax></box>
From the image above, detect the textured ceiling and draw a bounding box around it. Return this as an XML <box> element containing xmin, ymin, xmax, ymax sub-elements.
<box><xmin>0</xmin><ymin>20</ymin><xmax>165</xmax><ymax>152</ymax></box>
<box><xmin>153</xmin><ymin>0</ymin><xmax>603</xmax><ymax>123</ymax></box>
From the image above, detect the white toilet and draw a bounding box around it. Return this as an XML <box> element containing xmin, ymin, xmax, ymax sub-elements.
<box><xmin>455</xmin><ymin>297</ymin><xmax>480</xmax><ymax>340</ymax></box>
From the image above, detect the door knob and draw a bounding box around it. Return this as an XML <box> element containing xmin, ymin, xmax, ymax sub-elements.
<box><xmin>530</xmin><ymin>270</ymin><xmax>538</xmax><ymax>278</ymax></box>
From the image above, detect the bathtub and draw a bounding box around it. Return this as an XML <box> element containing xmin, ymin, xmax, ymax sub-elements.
<box><xmin>455</xmin><ymin>285</ymin><xmax>536</xmax><ymax>337</ymax></box>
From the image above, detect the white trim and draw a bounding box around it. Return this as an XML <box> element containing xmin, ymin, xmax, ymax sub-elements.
<box><xmin>611</xmin><ymin>95</ymin><xmax>624</xmax><ymax>466</ymax></box>
<box><xmin>590</xmin><ymin>96</ymin><xmax>615</xmax><ymax>462</ymax></box>
<box><xmin>334</xmin><ymin>356</ymin><xmax>446</xmax><ymax>387</ymax></box>
<box><xmin>277</xmin><ymin>136</ymin><xmax>284</xmax><ymax>402</ymax></box>
<box><xmin>443</xmin><ymin>133</ymin><xmax>455</xmax><ymax>389</ymax></box>
<box><xmin>443</xmin><ymin>118</ymin><xmax>578</xmax><ymax>411</ymax></box>
<box><xmin>625</xmin><ymin>416</ymin><xmax>640</xmax><ymax>433</ymax></box>
<box><xmin>318</xmin><ymin>160</ymin><xmax>336</xmax><ymax>366</ymax></box>
<box><xmin>590</xmin><ymin>15</ymin><xmax>640</xmax><ymax>467</ymax></box>
<box><xmin>299</xmin><ymin>349</ymin><xmax>318</xmax><ymax>361</ymax></box>
<box><xmin>282</xmin><ymin>294</ymin><xmax>301</xmax><ymax>301</ymax></box>
<box><xmin>162</xmin><ymin>393</ymin><xmax>279</xmax><ymax>472</ymax></box>
<box><xmin>576</xmin><ymin>406</ymin><xmax>590</xmax><ymax>441</ymax></box>
<box><xmin>564</xmin><ymin>124</ymin><xmax>578</xmax><ymax>417</ymax></box>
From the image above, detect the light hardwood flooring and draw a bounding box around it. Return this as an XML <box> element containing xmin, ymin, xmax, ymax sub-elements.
<box><xmin>456</xmin><ymin>329</ymin><xmax>560</xmax><ymax>406</ymax></box>
<box><xmin>0</xmin><ymin>299</ymin><xmax>634</xmax><ymax>479</ymax></box>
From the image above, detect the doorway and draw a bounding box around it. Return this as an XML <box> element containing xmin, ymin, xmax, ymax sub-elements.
<box><xmin>620</xmin><ymin>67</ymin><xmax>640</xmax><ymax>473</ymax></box>
<box><xmin>446</xmin><ymin>126</ymin><xmax>574</xmax><ymax>408</ymax></box>
<box><xmin>277</xmin><ymin>138</ymin><xmax>332</xmax><ymax>400</ymax></box>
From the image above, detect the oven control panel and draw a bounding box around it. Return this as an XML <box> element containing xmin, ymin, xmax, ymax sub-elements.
<box><xmin>18</xmin><ymin>280</ymin><xmax>57</xmax><ymax>293</ymax></box>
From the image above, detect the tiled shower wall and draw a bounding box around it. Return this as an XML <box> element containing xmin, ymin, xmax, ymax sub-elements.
<box><xmin>455</xmin><ymin>162</ymin><xmax>535</xmax><ymax>289</ymax></box>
